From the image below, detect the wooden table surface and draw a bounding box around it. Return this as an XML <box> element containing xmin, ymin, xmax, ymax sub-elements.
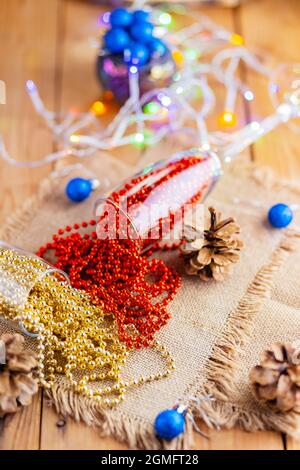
<box><xmin>1</xmin><ymin>0</ymin><xmax>300</xmax><ymax>450</ymax></box>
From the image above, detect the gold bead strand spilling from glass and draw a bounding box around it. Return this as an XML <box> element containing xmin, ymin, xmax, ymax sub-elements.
<box><xmin>0</xmin><ymin>248</ymin><xmax>175</xmax><ymax>407</ymax></box>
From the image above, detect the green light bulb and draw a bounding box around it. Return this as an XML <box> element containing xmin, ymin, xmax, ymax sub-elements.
<box><xmin>143</xmin><ymin>101</ymin><xmax>161</xmax><ymax>115</ymax></box>
<box><xmin>131</xmin><ymin>132</ymin><xmax>145</xmax><ymax>147</ymax></box>
<box><xmin>185</xmin><ymin>48</ymin><xmax>199</xmax><ymax>61</ymax></box>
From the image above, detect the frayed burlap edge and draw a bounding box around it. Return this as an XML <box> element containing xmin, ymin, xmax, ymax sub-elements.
<box><xmin>196</xmin><ymin>229</ymin><xmax>300</xmax><ymax>440</ymax></box>
<box><xmin>201</xmin><ymin>229</ymin><xmax>300</xmax><ymax>402</ymax></box>
<box><xmin>1</xmin><ymin>161</ymin><xmax>300</xmax><ymax>449</ymax></box>
<box><xmin>0</xmin><ymin>175</ymin><xmax>60</xmax><ymax>242</ymax></box>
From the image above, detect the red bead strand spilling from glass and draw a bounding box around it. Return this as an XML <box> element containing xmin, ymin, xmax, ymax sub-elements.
<box><xmin>37</xmin><ymin>221</ymin><xmax>181</xmax><ymax>349</ymax></box>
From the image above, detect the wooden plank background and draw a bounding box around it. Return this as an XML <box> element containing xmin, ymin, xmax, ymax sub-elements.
<box><xmin>0</xmin><ymin>0</ymin><xmax>300</xmax><ymax>450</ymax></box>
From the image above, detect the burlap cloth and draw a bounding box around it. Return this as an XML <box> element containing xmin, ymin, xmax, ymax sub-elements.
<box><xmin>1</xmin><ymin>151</ymin><xmax>300</xmax><ymax>449</ymax></box>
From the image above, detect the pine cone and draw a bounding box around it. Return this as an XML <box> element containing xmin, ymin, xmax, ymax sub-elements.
<box><xmin>250</xmin><ymin>342</ymin><xmax>300</xmax><ymax>413</ymax></box>
<box><xmin>0</xmin><ymin>333</ymin><xmax>38</xmax><ymax>417</ymax></box>
<box><xmin>180</xmin><ymin>207</ymin><xmax>244</xmax><ymax>281</ymax></box>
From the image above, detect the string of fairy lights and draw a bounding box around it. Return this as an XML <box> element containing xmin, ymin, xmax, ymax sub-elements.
<box><xmin>0</xmin><ymin>2</ymin><xmax>299</xmax><ymax>170</ymax></box>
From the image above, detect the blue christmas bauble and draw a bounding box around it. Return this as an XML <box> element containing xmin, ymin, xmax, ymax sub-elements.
<box><xmin>104</xmin><ymin>28</ymin><xmax>130</xmax><ymax>54</ymax></box>
<box><xmin>268</xmin><ymin>203</ymin><xmax>293</xmax><ymax>228</ymax></box>
<box><xmin>148</xmin><ymin>38</ymin><xmax>168</xmax><ymax>57</ymax></box>
<box><xmin>133</xmin><ymin>10</ymin><xmax>150</xmax><ymax>23</ymax></box>
<box><xmin>124</xmin><ymin>42</ymin><xmax>150</xmax><ymax>66</ymax></box>
<box><xmin>154</xmin><ymin>409</ymin><xmax>185</xmax><ymax>441</ymax></box>
<box><xmin>66</xmin><ymin>178</ymin><xmax>93</xmax><ymax>202</ymax></box>
<box><xmin>130</xmin><ymin>21</ymin><xmax>154</xmax><ymax>43</ymax></box>
<box><xmin>110</xmin><ymin>7</ymin><xmax>132</xmax><ymax>28</ymax></box>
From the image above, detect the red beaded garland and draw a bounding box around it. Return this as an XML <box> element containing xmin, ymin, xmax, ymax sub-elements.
<box><xmin>37</xmin><ymin>154</ymin><xmax>216</xmax><ymax>348</ymax></box>
<box><xmin>37</xmin><ymin>220</ymin><xmax>181</xmax><ymax>349</ymax></box>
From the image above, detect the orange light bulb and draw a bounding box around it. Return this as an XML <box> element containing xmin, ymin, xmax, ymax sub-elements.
<box><xmin>218</xmin><ymin>111</ymin><xmax>237</xmax><ymax>128</ymax></box>
<box><xmin>230</xmin><ymin>33</ymin><xmax>244</xmax><ymax>46</ymax></box>
<box><xmin>172</xmin><ymin>50</ymin><xmax>184</xmax><ymax>68</ymax></box>
<box><xmin>91</xmin><ymin>100</ymin><xmax>106</xmax><ymax>116</ymax></box>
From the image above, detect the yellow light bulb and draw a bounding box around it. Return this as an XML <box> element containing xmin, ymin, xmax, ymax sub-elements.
<box><xmin>230</xmin><ymin>33</ymin><xmax>244</xmax><ymax>46</ymax></box>
<box><xmin>172</xmin><ymin>50</ymin><xmax>184</xmax><ymax>68</ymax></box>
<box><xmin>218</xmin><ymin>111</ymin><xmax>237</xmax><ymax>128</ymax></box>
<box><xmin>70</xmin><ymin>134</ymin><xmax>80</xmax><ymax>143</ymax></box>
<box><xmin>91</xmin><ymin>100</ymin><xmax>106</xmax><ymax>116</ymax></box>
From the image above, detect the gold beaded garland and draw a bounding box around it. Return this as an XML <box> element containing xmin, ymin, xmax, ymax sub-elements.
<box><xmin>0</xmin><ymin>248</ymin><xmax>175</xmax><ymax>407</ymax></box>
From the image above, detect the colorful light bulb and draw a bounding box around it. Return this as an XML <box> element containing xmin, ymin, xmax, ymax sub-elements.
<box><xmin>99</xmin><ymin>12</ymin><xmax>110</xmax><ymax>26</ymax></box>
<box><xmin>26</xmin><ymin>80</ymin><xmax>36</xmax><ymax>93</ymax></box>
<box><xmin>91</xmin><ymin>100</ymin><xmax>106</xmax><ymax>116</ymax></box>
<box><xmin>230</xmin><ymin>33</ymin><xmax>244</xmax><ymax>46</ymax></box>
<box><xmin>158</xmin><ymin>12</ymin><xmax>172</xmax><ymax>26</ymax></box>
<box><xmin>160</xmin><ymin>95</ymin><xmax>172</xmax><ymax>107</ymax></box>
<box><xmin>173</xmin><ymin>71</ymin><xmax>181</xmax><ymax>82</ymax></box>
<box><xmin>244</xmin><ymin>90</ymin><xmax>254</xmax><ymax>102</ymax></box>
<box><xmin>184</xmin><ymin>48</ymin><xmax>199</xmax><ymax>61</ymax></box>
<box><xmin>172</xmin><ymin>50</ymin><xmax>184</xmax><ymax>68</ymax></box>
<box><xmin>218</xmin><ymin>111</ymin><xmax>237</xmax><ymax>128</ymax></box>
<box><xmin>129</xmin><ymin>65</ymin><xmax>138</xmax><ymax>74</ymax></box>
<box><xmin>143</xmin><ymin>101</ymin><xmax>161</xmax><ymax>115</ymax></box>
<box><xmin>131</xmin><ymin>132</ymin><xmax>145</xmax><ymax>147</ymax></box>
<box><xmin>70</xmin><ymin>134</ymin><xmax>80</xmax><ymax>143</ymax></box>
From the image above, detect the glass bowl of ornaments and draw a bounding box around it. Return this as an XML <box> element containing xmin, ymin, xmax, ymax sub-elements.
<box><xmin>97</xmin><ymin>7</ymin><xmax>176</xmax><ymax>103</ymax></box>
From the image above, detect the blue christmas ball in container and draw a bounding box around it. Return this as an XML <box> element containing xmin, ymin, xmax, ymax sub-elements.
<box><xmin>104</xmin><ymin>28</ymin><xmax>130</xmax><ymax>54</ymax></box>
<box><xmin>125</xmin><ymin>42</ymin><xmax>150</xmax><ymax>66</ymax></box>
<box><xmin>130</xmin><ymin>21</ymin><xmax>154</xmax><ymax>43</ymax></box>
<box><xmin>133</xmin><ymin>9</ymin><xmax>150</xmax><ymax>23</ymax></box>
<box><xmin>110</xmin><ymin>7</ymin><xmax>133</xmax><ymax>28</ymax></box>
<box><xmin>154</xmin><ymin>408</ymin><xmax>185</xmax><ymax>441</ymax></box>
<box><xmin>97</xmin><ymin>8</ymin><xmax>176</xmax><ymax>104</ymax></box>
<box><xmin>148</xmin><ymin>38</ymin><xmax>168</xmax><ymax>58</ymax></box>
<box><xmin>268</xmin><ymin>203</ymin><xmax>293</xmax><ymax>228</ymax></box>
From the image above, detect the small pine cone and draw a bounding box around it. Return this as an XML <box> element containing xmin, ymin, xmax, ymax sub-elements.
<box><xmin>0</xmin><ymin>333</ymin><xmax>38</xmax><ymax>417</ymax></box>
<box><xmin>250</xmin><ymin>342</ymin><xmax>300</xmax><ymax>413</ymax></box>
<box><xmin>180</xmin><ymin>207</ymin><xmax>244</xmax><ymax>281</ymax></box>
